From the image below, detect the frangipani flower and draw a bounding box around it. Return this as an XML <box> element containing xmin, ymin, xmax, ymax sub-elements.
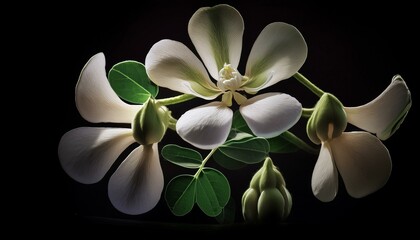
<box><xmin>58</xmin><ymin>53</ymin><xmax>165</xmax><ymax>215</ymax></box>
<box><xmin>145</xmin><ymin>4</ymin><xmax>307</xmax><ymax>149</ymax></box>
<box><xmin>308</xmin><ymin>76</ymin><xmax>411</xmax><ymax>201</ymax></box>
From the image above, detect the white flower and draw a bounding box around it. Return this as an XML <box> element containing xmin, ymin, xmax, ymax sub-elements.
<box><xmin>310</xmin><ymin>76</ymin><xmax>411</xmax><ymax>201</ymax></box>
<box><xmin>58</xmin><ymin>53</ymin><xmax>164</xmax><ymax>215</ymax></box>
<box><xmin>145</xmin><ymin>4</ymin><xmax>307</xmax><ymax>149</ymax></box>
<box><xmin>312</xmin><ymin>131</ymin><xmax>392</xmax><ymax>202</ymax></box>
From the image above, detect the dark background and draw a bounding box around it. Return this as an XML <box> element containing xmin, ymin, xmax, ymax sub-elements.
<box><xmin>42</xmin><ymin>0</ymin><xmax>417</xmax><ymax>234</ymax></box>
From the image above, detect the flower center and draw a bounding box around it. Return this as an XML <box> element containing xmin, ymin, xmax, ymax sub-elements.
<box><xmin>217</xmin><ymin>64</ymin><xmax>248</xmax><ymax>106</ymax></box>
<box><xmin>217</xmin><ymin>63</ymin><xmax>243</xmax><ymax>92</ymax></box>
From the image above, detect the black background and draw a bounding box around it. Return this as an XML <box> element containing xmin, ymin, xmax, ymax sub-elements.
<box><xmin>42</xmin><ymin>0</ymin><xmax>418</xmax><ymax>234</ymax></box>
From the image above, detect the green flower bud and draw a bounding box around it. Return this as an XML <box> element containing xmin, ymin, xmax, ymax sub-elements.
<box><xmin>241</xmin><ymin>188</ymin><xmax>259</xmax><ymax>223</ymax></box>
<box><xmin>258</xmin><ymin>189</ymin><xmax>285</xmax><ymax>222</ymax></box>
<box><xmin>259</xmin><ymin>157</ymin><xmax>280</xmax><ymax>190</ymax></box>
<box><xmin>132</xmin><ymin>97</ymin><xmax>170</xmax><ymax>145</ymax></box>
<box><xmin>307</xmin><ymin>93</ymin><xmax>347</xmax><ymax>144</ymax></box>
<box><xmin>250</xmin><ymin>167</ymin><xmax>262</xmax><ymax>190</ymax></box>
<box><xmin>242</xmin><ymin>157</ymin><xmax>292</xmax><ymax>223</ymax></box>
<box><xmin>276</xmin><ymin>168</ymin><xmax>286</xmax><ymax>189</ymax></box>
<box><xmin>279</xmin><ymin>185</ymin><xmax>292</xmax><ymax>218</ymax></box>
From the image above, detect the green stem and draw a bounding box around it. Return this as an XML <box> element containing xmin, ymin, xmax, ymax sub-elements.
<box><xmin>302</xmin><ymin>108</ymin><xmax>314</xmax><ymax>118</ymax></box>
<box><xmin>293</xmin><ymin>72</ymin><xmax>325</xmax><ymax>97</ymax></box>
<box><xmin>157</xmin><ymin>94</ymin><xmax>196</xmax><ymax>106</ymax></box>
<box><xmin>283</xmin><ymin>131</ymin><xmax>319</xmax><ymax>155</ymax></box>
<box><xmin>167</xmin><ymin>115</ymin><xmax>177</xmax><ymax>131</ymax></box>
<box><xmin>194</xmin><ymin>148</ymin><xmax>218</xmax><ymax>179</ymax></box>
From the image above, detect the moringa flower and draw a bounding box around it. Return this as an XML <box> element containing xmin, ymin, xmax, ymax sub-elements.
<box><xmin>308</xmin><ymin>76</ymin><xmax>410</xmax><ymax>201</ymax></box>
<box><xmin>145</xmin><ymin>4</ymin><xmax>307</xmax><ymax>149</ymax></box>
<box><xmin>58</xmin><ymin>53</ymin><xmax>165</xmax><ymax>215</ymax></box>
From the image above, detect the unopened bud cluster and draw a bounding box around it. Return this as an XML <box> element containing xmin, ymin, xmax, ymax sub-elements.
<box><xmin>242</xmin><ymin>157</ymin><xmax>292</xmax><ymax>222</ymax></box>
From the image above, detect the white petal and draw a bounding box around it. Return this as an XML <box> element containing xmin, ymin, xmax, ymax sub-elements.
<box><xmin>145</xmin><ymin>40</ymin><xmax>221</xmax><ymax>100</ymax></box>
<box><xmin>244</xmin><ymin>23</ymin><xmax>307</xmax><ymax>93</ymax></box>
<box><xmin>188</xmin><ymin>4</ymin><xmax>244</xmax><ymax>79</ymax></box>
<box><xmin>331</xmin><ymin>132</ymin><xmax>392</xmax><ymax>198</ymax></box>
<box><xmin>58</xmin><ymin>127</ymin><xmax>135</xmax><ymax>184</ymax></box>
<box><xmin>76</xmin><ymin>53</ymin><xmax>140</xmax><ymax>123</ymax></box>
<box><xmin>239</xmin><ymin>93</ymin><xmax>302</xmax><ymax>138</ymax></box>
<box><xmin>345</xmin><ymin>75</ymin><xmax>411</xmax><ymax>140</ymax></box>
<box><xmin>108</xmin><ymin>144</ymin><xmax>163</xmax><ymax>215</ymax></box>
<box><xmin>176</xmin><ymin>102</ymin><xmax>233</xmax><ymax>149</ymax></box>
<box><xmin>311</xmin><ymin>143</ymin><xmax>338</xmax><ymax>202</ymax></box>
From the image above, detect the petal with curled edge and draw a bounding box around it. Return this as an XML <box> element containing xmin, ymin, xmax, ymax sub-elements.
<box><xmin>345</xmin><ymin>75</ymin><xmax>411</xmax><ymax>140</ymax></box>
<box><xmin>76</xmin><ymin>53</ymin><xmax>140</xmax><ymax>123</ymax></box>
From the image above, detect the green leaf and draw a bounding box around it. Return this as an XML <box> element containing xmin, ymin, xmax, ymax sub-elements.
<box><xmin>215</xmin><ymin>196</ymin><xmax>236</xmax><ymax>224</ymax></box>
<box><xmin>108</xmin><ymin>61</ymin><xmax>158</xmax><ymax>104</ymax></box>
<box><xmin>232</xmin><ymin>111</ymin><xmax>252</xmax><ymax>134</ymax></box>
<box><xmin>213</xmin><ymin>149</ymin><xmax>246</xmax><ymax>170</ymax></box>
<box><xmin>227</xmin><ymin>131</ymin><xmax>254</xmax><ymax>142</ymax></box>
<box><xmin>196</xmin><ymin>168</ymin><xmax>230</xmax><ymax>217</ymax></box>
<box><xmin>165</xmin><ymin>175</ymin><xmax>196</xmax><ymax>216</ymax></box>
<box><xmin>214</xmin><ymin>132</ymin><xmax>269</xmax><ymax>169</ymax></box>
<box><xmin>161</xmin><ymin>144</ymin><xmax>203</xmax><ymax>169</ymax></box>
<box><xmin>217</xmin><ymin>135</ymin><xmax>270</xmax><ymax>164</ymax></box>
<box><xmin>268</xmin><ymin>132</ymin><xmax>301</xmax><ymax>153</ymax></box>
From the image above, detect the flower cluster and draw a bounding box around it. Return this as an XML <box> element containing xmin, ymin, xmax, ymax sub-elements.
<box><xmin>58</xmin><ymin>4</ymin><xmax>411</xmax><ymax>222</ymax></box>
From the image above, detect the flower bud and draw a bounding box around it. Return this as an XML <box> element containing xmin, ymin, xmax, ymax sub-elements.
<box><xmin>132</xmin><ymin>97</ymin><xmax>170</xmax><ymax>145</ymax></box>
<box><xmin>307</xmin><ymin>93</ymin><xmax>347</xmax><ymax>144</ymax></box>
<box><xmin>259</xmin><ymin>157</ymin><xmax>281</xmax><ymax>190</ymax></box>
<box><xmin>241</xmin><ymin>188</ymin><xmax>259</xmax><ymax>223</ymax></box>
<box><xmin>242</xmin><ymin>157</ymin><xmax>292</xmax><ymax>223</ymax></box>
<box><xmin>258</xmin><ymin>188</ymin><xmax>286</xmax><ymax>222</ymax></box>
<box><xmin>250</xmin><ymin>167</ymin><xmax>262</xmax><ymax>190</ymax></box>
